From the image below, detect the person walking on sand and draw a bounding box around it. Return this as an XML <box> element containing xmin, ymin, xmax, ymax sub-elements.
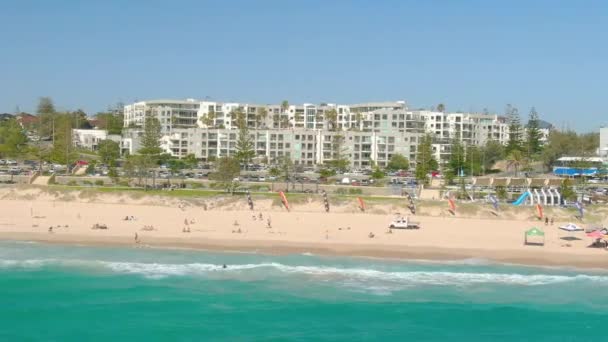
<box><xmin>134</xmin><ymin>233</ymin><xmax>139</xmax><ymax>243</ymax></box>
<box><xmin>545</xmin><ymin>217</ymin><xmax>549</xmax><ymax>226</ymax></box>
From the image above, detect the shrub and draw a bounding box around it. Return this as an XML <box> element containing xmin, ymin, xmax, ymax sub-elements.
<box><xmin>67</xmin><ymin>180</ymin><xmax>77</xmax><ymax>186</ymax></box>
<box><xmin>83</xmin><ymin>180</ymin><xmax>92</xmax><ymax>186</ymax></box>
<box><xmin>94</xmin><ymin>180</ymin><xmax>104</xmax><ymax>187</ymax></box>
<box><xmin>335</xmin><ymin>188</ymin><xmax>347</xmax><ymax>195</ymax></box>
<box><xmin>348</xmin><ymin>188</ymin><xmax>362</xmax><ymax>195</ymax></box>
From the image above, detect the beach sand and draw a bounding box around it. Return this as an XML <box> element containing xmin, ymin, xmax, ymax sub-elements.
<box><xmin>0</xmin><ymin>186</ymin><xmax>607</xmax><ymax>268</ymax></box>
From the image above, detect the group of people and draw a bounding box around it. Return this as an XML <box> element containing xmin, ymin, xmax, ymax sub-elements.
<box><xmin>544</xmin><ymin>217</ymin><xmax>554</xmax><ymax>226</ymax></box>
<box><xmin>250</xmin><ymin>212</ymin><xmax>272</xmax><ymax>229</ymax></box>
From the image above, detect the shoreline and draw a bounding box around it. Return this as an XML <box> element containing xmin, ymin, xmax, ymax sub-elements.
<box><xmin>2</xmin><ymin>232</ymin><xmax>608</xmax><ymax>270</ymax></box>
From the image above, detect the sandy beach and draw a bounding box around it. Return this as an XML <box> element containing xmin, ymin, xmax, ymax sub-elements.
<box><xmin>1</xmin><ymin>186</ymin><xmax>607</xmax><ymax>269</ymax></box>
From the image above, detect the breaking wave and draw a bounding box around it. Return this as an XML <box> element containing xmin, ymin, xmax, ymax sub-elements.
<box><xmin>2</xmin><ymin>257</ymin><xmax>607</xmax><ymax>287</ymax></box>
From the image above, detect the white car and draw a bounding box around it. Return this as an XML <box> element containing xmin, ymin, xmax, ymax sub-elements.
<box><xmin>388</xmin><ymin>217</ymin><xmax>421</xmax><ymax>229</ymax></box>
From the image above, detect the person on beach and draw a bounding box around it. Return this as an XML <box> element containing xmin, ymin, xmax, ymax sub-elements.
<box><xmin>259</xmin><ymin>213</ymin><xmax>263</xmax><ymax>220</ymax></box>
<box><xmin>550</xmin><ymin>217</ymin><xmax>554</xmax><ymax>225</ymax></box>
<box><xmin>48</xmin><ymin>226</ymin><xmax>53</xmax><ymax>233</ymax></box>
<box><xmin>266</xmin><ymin>218</ymin><xmax>272</xmax><ymax>229</ymax></box>
<box><xmin>544</xmin><ymin>217</ymin><xmax>549</xmax><ymax>225</ymax></box>
<box><xmin>134</xmin><ymin>233</ymin><xmax>139</xmax><ymax>243</ymax></box>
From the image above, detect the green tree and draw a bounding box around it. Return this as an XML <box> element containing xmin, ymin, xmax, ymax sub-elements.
<box><xmin>560</xmin><ymin>178</ymin><xmax>576</xmax><ymax>201</ymax></box>
<box><xmin>481</xmin><ymin>139</ymin><xmax>505</xmax><ymax>171</ymax></box>
<box><xmin>123</xmin><ymin>154</ymin><xmax>152</xmax><ymax>188</ymax></box>
<box><xmin>0</xmin><ymin>119</ymin><xmax>28</xmax><ymax>158</ymax></box>
<box><xmin>139</xmin><ymin>116</ymin><xmax>162</xmax><ymax>157</ymax></box>
<box><xmin>200</xmin><ymin>108</ymin><xmax>216</xmax><ymax>128</ymax></box>
<box><xmin>36</xmin><ymin>97</ymin><xmax>56</xmax><ymax>115</ymax></box>
<box><xmin>437</xmin><ymin>103</ymin><xmax>445</xmax><ymax>112</ymax></box>
<box><xmin>280</xmin><ymin>155</ymin><xmax>293</xmax><ymax>190</ymax></box>
<box><xmin>210</xmin><ymin>156</ymin><xmax>241</xmax><ymax>192</ymax></box>
<box><xmin>325</xmin><ymin>108</ymin><xmax>338</xmax><ymax>131</ymax></box>
<box><xmin>446</xmin><ymin>138</ymin><xmax>466</xmax><ymax>183</ymax></box>
<box><xmin>95</xmin><ymin>111</ymin><xmax>124</xmax><ymax>134</ymax></box>
<box><xmin>281</xmin><ymin>100</ymin><xmax>289</xmax><ymax>112</ymax></box>
<box><xmin>371</xmin><ymin>166</ymin><xmax>385</xmax><ymax>180</ymax></box>
<box><xmin>525</xmin><ymin>107</ymin><xmax>542</xmax><ymax>158</ymax></box>
<box><xmin>255</xmin><ymin>107</ymin><xmax>268</xmax><ymax>129</ymax></box>
<box><xmin>354</xmin><ymin>111</ymin><xmax>363</xmax><ymax>131</ymax></box>
<box><xmin>36</xmin><ymin>97</ymin><xmax>57</xmax><ymax>140</ymax></box>
<box><xmin>505</xmin><ymin>104</ymin><xmax>523</xmax><ymax>154</ymax></box>
<box><xmin>50</xmin><ymin>114</ymin><xmax>77</xmax><ymax>171</ymax></box>
<box><xmin>235</xmin><ymin>127</ymin><xmax>255</xmax><ymax>169</ymax></box>
<box><xmin>415</xmin><ymin>134</ymin><xmax>438</xmax><ymax>184</ymax></box>
<box><xmin>506</xmin><ymin>149</ymin><xmax>524</xmax><ymax>177</ymax></box>
<box><xmin>318</xmin><ymin>167</ymin><xmax>336</xmax><ymax>181</ymax></box>
<box><xmin>386</xmin><ymin>153</ymin><xmax>409</xmax><ymax>171</ymax></box>
<box><xmin>98</xmin><ymin>139</ymin><xmax>120</xmax><ymax>166</ymax></box>
<box><xmin>327</xmin><ymin>134</ymin><xmax>350</xmax><ymax>172</ymax></box>
<box><xmin>465</xmin><ymin>145</ymin><xmax>483</xmax><ymax>176</ymax></box>
<box><xmin>70</xmin><ymin>109</ymin><xmax>91</xmax><ymax>129</ymax></box>
<box><xmin>269</xmin><ymin>166</ymin><xmax>281</xmax><ymax>190</ymax></box>
<box><xmin>183</xmin><ymin>153</ymin><xmax>198</xmax><ymax>169</ymax></box>
<box><xmin>230</xmin><ymin>108</ymin><xmax>247</xmax><ymax>129</ymax></box>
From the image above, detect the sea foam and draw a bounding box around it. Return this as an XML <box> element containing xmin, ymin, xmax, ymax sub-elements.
<box><xmin>2</xmin><ymin>257</ymin><xmax>607</xmax><ymax>287</ymax></box>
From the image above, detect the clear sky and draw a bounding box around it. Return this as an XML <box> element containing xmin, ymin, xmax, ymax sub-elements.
<box><xmin>1</xmin><ymin>0</ymin><xmax>606</xmax><ymax>132</ymax></box>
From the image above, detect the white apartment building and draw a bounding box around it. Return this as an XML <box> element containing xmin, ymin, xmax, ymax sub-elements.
<box><xmin>123</xmin><ymin>99</ymin><xmax>201</xmax><ymax>132</ymax></box>
<box><xmin>122</xmin><ymin>99</ymin><xmax>523</xmax><ymax>167</ymax></box>
<box><xmin>72</xmin><ymin>129</ymin><xmax>121</xmax><ymax>151</ymax></box>
<box><xmin>122</xmin><ymin>128</ymin><xmax>423</xmax><ymax>169</ymax></box>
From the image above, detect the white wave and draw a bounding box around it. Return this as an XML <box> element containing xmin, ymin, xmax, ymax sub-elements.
<box><xmin>2</xmin><ymin>257</ymin><xmax>607</xmax><ymax>286</ymax></box>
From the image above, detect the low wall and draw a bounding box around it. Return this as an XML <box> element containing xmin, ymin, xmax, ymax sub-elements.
<box><xmin>0</xmin><ymin>175</ymin><xmax>35</xmax><ymax>184</ymax></box>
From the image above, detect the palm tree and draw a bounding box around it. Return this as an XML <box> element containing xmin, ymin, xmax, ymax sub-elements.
<box><xmin>506</xmin><ymin>150</ymin><xmax>523</xmax><ymax>177</ymax></box>
<box><xmin>255</xmin><ymin>107</ymin><xmax>268</xmax><ymax>129</ymax></box>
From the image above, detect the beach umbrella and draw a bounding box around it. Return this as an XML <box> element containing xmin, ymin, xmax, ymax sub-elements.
<box><xmin>357</xmin><ymin>197</ymin><xmax>366</xmax><ymax>212</ymax></box>
<box><xmin>279</xmin><ymin>191</ymin><xmax>290</xmax><ymax>211</ymax></box>
<box><xmin>535</xmin><ymin>204</ymin><xmax>544</xmax><ymax>220</ymax></box>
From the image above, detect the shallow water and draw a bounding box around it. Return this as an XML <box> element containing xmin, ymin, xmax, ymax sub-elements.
<box><xmin>1</xmin><ymin>241</ymin><xmax>607</xmax><ymax>341</ymax></box>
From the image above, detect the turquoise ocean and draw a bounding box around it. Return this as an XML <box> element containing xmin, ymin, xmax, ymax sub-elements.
<box><xmin>1</xmin><ymin>241</ymin><xmax>607</xmax><ymax>341</ymax></box>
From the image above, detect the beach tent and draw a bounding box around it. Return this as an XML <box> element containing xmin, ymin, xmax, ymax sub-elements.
<box><xmin>559</xmin><ymin>223</ymin><xmax>584</xmax><ymax>241</ymax></box>
<box><xmin>279</xmin><ymin>191</ymin><xmax>290</xmax><ymax>211</ymax></box>
<box><xmin>559</xmin><ymin>223</ymin><xmax>584</xmax><ymax>232</ymax></box>
<box><xmin>524</xmin><ymin>227</ymin><xmax>545</xmax><ymax>246</ymax></box>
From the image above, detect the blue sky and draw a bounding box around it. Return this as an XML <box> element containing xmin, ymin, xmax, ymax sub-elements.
<box><xmin>1</xmin><ymin>0</ymin><xmax>606</xmax><ymax>132</ymax></box>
